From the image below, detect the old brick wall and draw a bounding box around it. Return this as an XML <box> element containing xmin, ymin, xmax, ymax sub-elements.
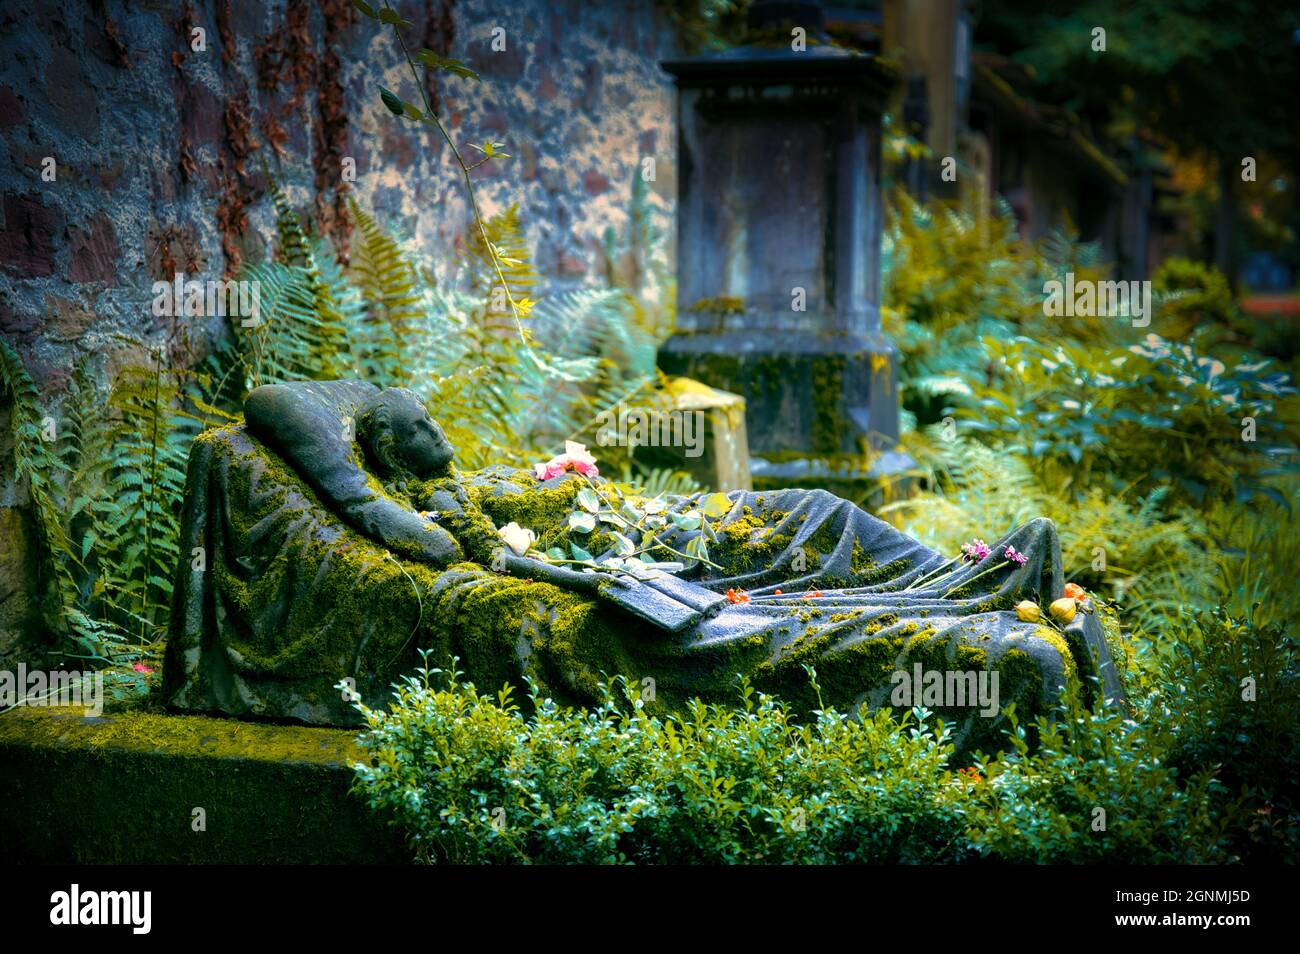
<box><xmin>0</xmin><ymin>0</ymin><xmax>678</xmax><ymax>665</ymax></box>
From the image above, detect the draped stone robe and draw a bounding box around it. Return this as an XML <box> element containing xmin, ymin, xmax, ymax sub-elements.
<box><xmin>163</xmin><ymin>382</ymin><xmax>1123</xmax><ymax>753</ymax></box>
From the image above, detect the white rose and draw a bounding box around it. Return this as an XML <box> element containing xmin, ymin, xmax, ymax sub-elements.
<box><xmin>497</xmin><ymin>521</ymin><xmax>536</xmax><ymax>557</ymax></box>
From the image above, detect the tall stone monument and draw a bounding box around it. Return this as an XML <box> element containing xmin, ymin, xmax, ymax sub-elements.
<box><xmin>657</xmin><ymin>2</ymin><xmax>907</xmax><ymax>487</ymax></box>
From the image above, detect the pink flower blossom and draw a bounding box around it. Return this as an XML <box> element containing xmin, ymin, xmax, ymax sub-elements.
<box><xmin>961</xmin><ymin>538</ymin><xmax>992</xmax><ymax>563</ymax></box>
<box><xmin>1004</xmin><ymin>545</ymin><xmax>1028</xmax><ymax>567</ymax></box>
<box><xmin>132</xmin><ymin>663</ymin><xmax>154</xmax><ymax>675</ymax></box>
<box><xmin>533</xmin><ymin>441</ymin><xmax>600</xmax><ymax>481</ymax></box>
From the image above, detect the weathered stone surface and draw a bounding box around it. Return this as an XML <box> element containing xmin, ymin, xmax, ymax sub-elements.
<box><xmin>1</xmin><ymin>0</ymin><xmax>677</xmax><ymax>382</ymax></box>
<box><xmin>66</xmin><ymin>211</ymin><xmax>120</xmax><ymax>284</ymax></box>
<box><xmin>659</xmin><ymin>338</ymin><xmax>901</xmax><ymax>456</ymax></box>
<box><xmin>0</xmin><ymin>84</ymin><xmax>24</xmax><ymax>128</ymax></box>
<box><xmin>0</xmin><ymin>193</ymin><xmax>62</xmax><ymax>279</ymax></box>
<box><xmin>0</xmin><ymin>297</ymin><xmax>42</xmax><ymax>340</ymax></box>
<box><xmin>660</xmin><ymin>32</ymin><xmax>902</xmax><ymax>461</ymax></box>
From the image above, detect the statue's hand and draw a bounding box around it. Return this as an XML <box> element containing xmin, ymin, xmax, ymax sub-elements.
<box><xmin>343</xmin><ymin>496</ymin><xmax>464</xmax><ymax>569</ymax></box>
<box><xmin>415</xmin><ymin>522</ymin><xmax>463</xmax><ymax>568</ymax></box>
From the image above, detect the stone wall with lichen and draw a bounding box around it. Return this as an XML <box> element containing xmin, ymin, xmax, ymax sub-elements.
<box><xmin>0</xmin><ymin>0</ymin><xmax>679</xmax><ymax>666</ymax></box>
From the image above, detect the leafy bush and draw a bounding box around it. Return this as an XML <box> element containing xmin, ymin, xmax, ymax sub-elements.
<box><xmin>964</xmin><ymin>332</ymin><xmax>1297</xmax><ymax>504</ymax></box>
<box><xmin>968</xmin><ymin>610</ymin><xmax>1296</xmax><ymax>865</ymax></box>
<box><xmin>351</xmin><ymin>656</ymin><xmax>972</xmax><ymax>864</ymax></box>
<box><xmin>349</xmin><ymin>647</ymin><xmax>1276</xmax><ymax>864</ymax></box>
<box><xmin>965</xmin><ymin>682</ymin><xmax>1232</xmax><ymax>864</ymax></box>
<box><xmin>1148</xmin><ymin>610</ymin><xmax>1300</xmax><ymax>862</ymax></box>
<box><xmin>1152</xmin><ymin>256</ymin><xmax>1237</xmax><ymax>340</ymax></box>
<box><xmin>882</xmin><ymin>189</ymin><xmax>1107</xmax><ymax>423</ymax></box>
<box><xmin>1151</xmin><ymin>257</ymin><xmax>1300</xmax><ymax>369</ymax></box>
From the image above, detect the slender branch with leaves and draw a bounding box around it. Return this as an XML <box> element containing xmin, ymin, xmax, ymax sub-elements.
<box><xmin>354</xmin><ymin>0</ymin><xmax>538</xmax><ymax>357</ymax></box>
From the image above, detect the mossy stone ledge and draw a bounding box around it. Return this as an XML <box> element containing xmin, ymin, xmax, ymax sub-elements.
<box><xmin>0</xmin><ymin>705</ymin><xmax>406</xmax><ymax>864</ymax></box>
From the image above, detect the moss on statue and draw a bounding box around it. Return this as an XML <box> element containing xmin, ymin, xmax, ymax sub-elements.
<box><xmin>467</xmin><ymin>470</ymin><xmax>583</xmax><ymax>530</ymax></box>
<box><xmin>706</xmin><ymin>513</ymin><xmax>801</xmax><ymax>580</ymax></box>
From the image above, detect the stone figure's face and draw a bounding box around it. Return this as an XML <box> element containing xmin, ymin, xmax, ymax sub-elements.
<box><xmin>359</xmin><ymin>388</ymin><xmax>456</xmax><ymax>479</ymax></box>
<box><xmin>389</xmin><ymin>399</ymin><xmax>456</xmax><ymax>477</ymax></box>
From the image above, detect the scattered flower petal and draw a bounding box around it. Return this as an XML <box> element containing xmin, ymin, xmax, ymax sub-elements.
<box><xmin>533</xmin><ymin>442</ymin><xmax>600</xmax><ymax>481</ymax></box>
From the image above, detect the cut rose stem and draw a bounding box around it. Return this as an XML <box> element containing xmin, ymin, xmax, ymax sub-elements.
<box><xmin>904</xmin><ymin>556</ymin><xmax>960</xmax><ymax>592</ymax></box>
<box><xmin>940</xmin><ymin>558</ymin><xmax>1013</xmax><ymax>599</ymax></box>
<box><xmin>573</xmin><ymin>470</ymin><xmax>723</xmax><ymax>570</ymax></box>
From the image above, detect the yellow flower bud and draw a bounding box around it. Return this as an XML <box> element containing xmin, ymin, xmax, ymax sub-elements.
<box><xmin>1049</xmin><ymin>597</ymin><xmax>1077</xmax><ymax>624</ymax></box>
<box><xmin>1014</xmin><ymin>600</ymin><xmax>1041</xmax><ymax>623</ymax></box>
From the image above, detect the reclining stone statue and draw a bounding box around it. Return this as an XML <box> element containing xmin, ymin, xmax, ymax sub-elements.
<box><xmin>163</xmin><ymin>380</ymin><xmax>1123</xmax><ymax>752</ymax></box>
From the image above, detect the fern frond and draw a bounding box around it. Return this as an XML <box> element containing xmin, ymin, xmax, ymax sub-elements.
<box><xmin>260</xmin><ymin>181</ymin><xmax>351</xmax><ymax>378</ymax></box>
<box><xmin>618</xmin><ymin>463</ymin><xmax>702</xmax><ymax>497</ymax></box>
<box><xmin>463</xmin><ymin>204</ymin><xmax>538</xmax><ymax>305</ymax></box>
<box><xmin>347</xmin><ymin>197</ymin><xmax>425</xmax><ymax>385</ymax></box>
<box><xmin>0</xmin><ymin>339</ymin><xmax>80</xmax><ymax>638</ymax></box>
<box><xmin>88</xmin><ymin>358</ymin><xmax>226</xmax><ymax>643</ymax></box>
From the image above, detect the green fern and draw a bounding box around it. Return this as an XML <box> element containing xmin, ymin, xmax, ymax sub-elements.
<box><xmin>88</xmin><ymin>357</ymin><xmax>230</xmax><ymax>643</ymax></box>
<box><xmin>462</xmin><ymin>203</ymin><xmax>538</xmax><ymax>307</ymax></box>
<box><xmin>0</xmin><ymin>340</ymin><xmax>79</xmax><ymax>638</ymax></box>
<box><xmin>230</xmin><ymin>194</ymin><xmax>690</xmax><ymax>478</ymax></box>
<box><xmin>257</xmin><ymin>182</ymin><xmax>353</xmax><ymax>380</ymax></box>
<box><xmin>413</xmin><ymin>287</ymin><xmax>596</xmax><ymax>466</ymax></box>
<box><xmin>617</xmin><ymin>463</ymin><xmax>702</xmax><ymax>497</ymax></box>
<box><xmin>59</xmin><ymin>363</ymin><xmax>113</xmax><ymax>558</ymax></box>
<box><xmin>347</xmin><ymin>197</ymin><xmax>424</xmax><ymax>386</ymax></box>
<box><xmin>0</xmin><ymin>346</ymin><xmax>142</xmax><ymax>655</ymax></box>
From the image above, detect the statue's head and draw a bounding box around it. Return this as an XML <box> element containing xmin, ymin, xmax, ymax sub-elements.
<box><xmin>356</xmin><ymin>387</ymin><xmax>456</xmax><ymax>480</ymax></box>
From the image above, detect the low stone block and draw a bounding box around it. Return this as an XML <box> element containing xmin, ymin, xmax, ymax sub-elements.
<box><xmin>0</xmin><ymin>705</ymin><xmax>406</xmax><ymax>864</ymax></box>
<box><xmin>617</xmin><ymin>376</ymin><xmax>752</xmax><ymax>490</ymax></box>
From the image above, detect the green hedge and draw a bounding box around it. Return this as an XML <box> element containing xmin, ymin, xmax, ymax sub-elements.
<box><xmin>351</xmin><ymin>608</ymin><xmax>1296</xmax><ymax>864</ymax></box>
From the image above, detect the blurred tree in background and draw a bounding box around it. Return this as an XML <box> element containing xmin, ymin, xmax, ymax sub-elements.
<box><xmin>978</xmin><ymin>0</ymin><xmax>1300</xmax><ymax>286</ymax></box>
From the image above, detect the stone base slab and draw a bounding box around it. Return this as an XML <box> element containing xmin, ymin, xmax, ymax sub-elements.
<box><xmin>0</xmin><ymin>705</ymin><xmax>406</xmax><ymax>864</ymax></box>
